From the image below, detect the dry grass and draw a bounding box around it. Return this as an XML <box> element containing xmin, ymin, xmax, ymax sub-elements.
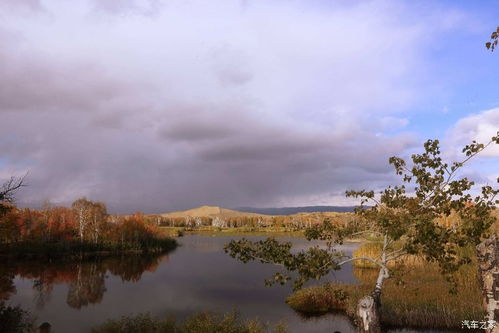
<box><xmin>492</xmin><ymin>208</ymin><xmax>499</xmax><ymax>236</ymax></box>
<box><xmin>159</xmin><ymin>206</ymin><xmax>264</xmax><ymax>218</ymax></box>
<box><xmin>287</xmin><ymin>245</ymin><xmax>485</xmax><ymax>330</ymax></box>
<box><xmin>92</xmin><ymin>312</ymin><xmax>289</xmax><ymax>333</ymax></box>
<box><xmin>352</xmin><ymin>242</ymin><xmax>426</xmax><ymax>269</ymax></box>
<box><xmin>158</xmin><ymin>227</ymin><xmax>185</xmax><ymax>237</ymax></box>
<box><xmin>159</xmin><ymin>226</ymin><xmax>305</xmax><ymax>238</ymax></box>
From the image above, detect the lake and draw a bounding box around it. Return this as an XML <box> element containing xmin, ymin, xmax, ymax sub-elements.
<box><xmin>2</xmin><ymin>235</ymin><xmax>458</xmax><ymax>332</ymax></box>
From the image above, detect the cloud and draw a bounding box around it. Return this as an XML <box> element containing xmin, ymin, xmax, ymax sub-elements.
<box><xmin>446</xmin><ymin>108</ymin><xmax>499</xmax><ymax>158</ymax></box>
<box><xmin>0</xmin><ymin>0</ymin><xmax>479</xmax><ymax>212</ymax></box>
<box><xmin>89</xmin><ymin>0</ymin><xmax>163</xmax><ymax>16</ymax></box>
<box><xmin>438</xmin><ymin>108</ymin><xmax>499</xmax><ymax>196</ymax></box>
<box><xmin>0</xmin><ymin>0</ymin><xmax>43</xmax><ymax>12</ymax></box>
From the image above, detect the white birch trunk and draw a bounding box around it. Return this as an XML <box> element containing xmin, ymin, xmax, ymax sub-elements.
<box><xmin>356</xmin><ymin>234</ymin><xmax>389</xmax><ymax>333</ymax></box>
<box><xmin>477</xmin><ymin>235</ymin><xmax>499</xmax><ymax>333</ymax></box>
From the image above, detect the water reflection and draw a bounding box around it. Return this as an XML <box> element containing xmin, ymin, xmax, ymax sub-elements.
<box><xmin>0</xmin><ymin>254</ymin><xmax>169</xmax><ymax>309</ymax></box>
<box><xmin>0</xmin><ymin>263</ymin><xmax>16</xmax><ymax>300</ymax></box>
<box><xmin>353</xmin><ymin>266</ymin><xmax>378</xmax><ymax>285</ymax></box>
<box><xmin>1</xmin><ymin>236</ymin><xmax>454</xmax><ymax>333</ymax></box>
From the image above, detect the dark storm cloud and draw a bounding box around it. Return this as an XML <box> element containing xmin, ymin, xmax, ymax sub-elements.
<box><xmin>0</xmin><ymin>45</ymin><xmax>133</xmax><ymax>113</ymax></box>
<box><xmin>198</xmin><ymin>131</ymin><xmax>330</xmax><ymax>162</ymax></box>
<box><xmin>159</xmin><ymin>121</ymin><xmax>237</xmax><ymax>142</ymax></box>
<box><xmin>0</xmin><ymin>0</ymin><xmax>473</xmax><ymax>212</ymax></box>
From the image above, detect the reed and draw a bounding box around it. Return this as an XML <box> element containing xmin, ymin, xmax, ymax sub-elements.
<box><xmin>287</xmin><ymin>247</ymin><xmax>485</xmax><ymax>330</ymax></box>
<box><xmin>92</xmin><ymin>312</ymin><xmax>288</xmax><ymax>333</ymax></box>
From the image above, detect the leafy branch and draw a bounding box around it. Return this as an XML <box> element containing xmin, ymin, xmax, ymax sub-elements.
<box><xmin>486</xmin><ymin>27</ymin><xmax>499</xmax><ymax>51</ymax></box>
<box><xmin>225</xmin><ymin>134</ymin><xmax>498</xmax><ymax>296</ymax></box>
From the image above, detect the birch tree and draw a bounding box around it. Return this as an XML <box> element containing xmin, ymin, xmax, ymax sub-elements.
<box><xmin>89</xmin><ymin>202</ymin><xmax>107</xmax><ymax>244</ymax></box>
<box><xmin>225</xmin><ymin>133</ymin><xmax>499</xmax><ymax>333</ymax></box>
<box><xmin>71</xmin><ymin>198</ymin><xmax>93</xmax><ymax>242</ymax></box>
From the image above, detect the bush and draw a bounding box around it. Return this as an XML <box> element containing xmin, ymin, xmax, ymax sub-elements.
<box><xmin>286</xmin><ymin>256</ymin><xmax>485</xmax><ymax>329</ymax></box>
<box><xmin>0</xmin><ymin>301</ymin><xmax>35</xmax><ymax>333</ymax></box>
<box><xmin>92</xmin><ymin>312</ymin><xmax>288</xmax><ymax>333</ymax></box>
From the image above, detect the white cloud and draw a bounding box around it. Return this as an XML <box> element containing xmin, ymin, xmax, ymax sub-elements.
<box><xmin>439</xmin><ymin>108</ymin><xmax>499</xmax><ymax>198</ymax></box>
<box><xmin>446</xmin><ymin>108</ymin><xmax>499</xmax><ymax>158</ymax></box>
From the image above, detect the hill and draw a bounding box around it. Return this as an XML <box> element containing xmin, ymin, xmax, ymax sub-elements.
<box><xmin>159</xmin><ymin>206</ymin><xmax>264</xmax><ymax>218</ymax></box>
<box><xmin>235</xmin><ymin>206</ymin><xmax>359</xmax><ymax>215</ymax></box>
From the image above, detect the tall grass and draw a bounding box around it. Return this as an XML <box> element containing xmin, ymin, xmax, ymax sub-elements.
<box><xmin>160</xmin><ymin>226</ymin><xmax>305</xmax><ymax>238</ymax></box>
<box><xmin>351</xmin><ymin>242</ymin><xmax>426</xmax><ymax>269</ymax></box>
<box><xmin>287</xmin><ymin>243</ymin><xmax>485</xmax><ymax>329</ymax></box>
<box><xmin>91</xmin><ymin>312</ymin><xmax>288</xmax><ymax>333</ymax></box>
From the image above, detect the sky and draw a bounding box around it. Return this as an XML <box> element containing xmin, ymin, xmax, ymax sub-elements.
<box><xmin>0</xmin><ymin>0</ymin><xmax>498</xmax><ymax>213</ymax></box>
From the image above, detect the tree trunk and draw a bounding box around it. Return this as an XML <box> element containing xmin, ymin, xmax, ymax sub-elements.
<box><xmin>356</xmin><ymin>295</ymin><xmax>381</xmax><ymax>333</ymax></box>
<box><xmin>356</xmin><ymin>234</ymin><xmax>391</xmax><ymax>333</ymax></box>
<box><xmin>476</xmin><ymin>235</ymin><xmax>499</xmax><ymax>333</ymax></box>
<box><xmin>355</xmin><ymin>265</ymin><xmax>387</xmax><ymax>333</ymax></box>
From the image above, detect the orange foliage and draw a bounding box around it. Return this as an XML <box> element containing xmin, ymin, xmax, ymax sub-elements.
<box><xmin>0</xmin><ymin>200</ymin><xmax>163</xmax><ymax>246</ymax></box>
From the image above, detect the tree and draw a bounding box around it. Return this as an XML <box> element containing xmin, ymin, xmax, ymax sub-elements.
<box><xmin>71</xmin><ymin>197</ymin><xmax>93</xmax><ymax>242</ymax></box>
<box><xmin>0</xmin><ymin>175</ymin><xmax>26</xmax><ymax>243</ymax></box>
<box><xmin>88</xmin><ymin>201</ymin><xmax>107</xmax><ymax>244</ymax></box>
<box><xmin>0</xmin><ymin>176</ymin><xmax>26</xmax><ymax>218</ymax></box>
<box><xmin>71</xmin><ymin>198</ymin><xmax>108</xmax><ymax>243</ymax></box>
<box><xmin>225</xmin><ymin>134</ymin><xmax>499</xmax><ymax>333</ymax></box>
<box><xmin>486</xmin><ymin>27</ymin><xmax>499</xmax><ymax>51</ymax></box>
<box><xmin>41</xmin><ymin>200</ymin><xmax>54</xmax><ymax>241</ymax></box>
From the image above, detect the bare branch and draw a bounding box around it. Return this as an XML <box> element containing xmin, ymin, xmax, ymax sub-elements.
<box><xmin>386</xmin><ymin>248</ymin><xmax>406</xmax><ymax>260</ymax></box>
<box><xmin>337</xmin><ymin>256</ymin><xmax>382</xmax><ymax>268</ymax></box>
<box><xmin>350</xmin><ymin>230</ymin><xmax>384</xmax><ymax>237</ymax></box>
<box><xmin>0</xmin><ymin>174</ymin><xmax>27</xmax><ymax>203</ymax></box>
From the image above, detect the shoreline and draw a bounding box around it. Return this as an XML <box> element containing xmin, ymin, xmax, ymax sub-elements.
<box><xmin>161</xmin><ymin>226</ymin><xmax>367</xmax><ymax>242</ymax></box>
<box><xmin>0</xmin><ymin>238</ymin><xmax>178</xmax><ymax>259</ymax></box>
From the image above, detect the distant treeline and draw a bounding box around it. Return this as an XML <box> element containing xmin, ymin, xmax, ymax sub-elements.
<box><xmin>235</xmin><ymin>206</ymin><xmax>361</xmax><ymax>215</ymax></box>
<box><xmin>0</xmin><ymin>198</ymin><xmax>176</xmax><ymax>257</ymax></box>
<box><xmin>152</xmin><ymin>208</ymin><xmax>499</xmax><ymax>234</ymax></box>
<box><xmin>152</xmin><ymin>212</ymin><xmax>360</xmax><ymax>230</ymax></box>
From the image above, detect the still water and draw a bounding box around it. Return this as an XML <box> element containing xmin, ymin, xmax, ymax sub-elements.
<box><xmin>2</xmin><ymin>235</ymin><xmax>457</xmax><ymax>333</ymax></box>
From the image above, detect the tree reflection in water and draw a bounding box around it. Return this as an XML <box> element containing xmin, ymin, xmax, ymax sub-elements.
<box><xmin>0</xmin><ymin>254</ymin><xmax>168</xmax><ymax>309</ymax></box>
<box><xmin>66</xmin><ymin>261</ymin><xmax>107</xmax><ymax>309</ymax></box>
<box><xmin>0</xmin><ymin>263</ymin><xmax>16</xmax><ymax>300</ymax></box>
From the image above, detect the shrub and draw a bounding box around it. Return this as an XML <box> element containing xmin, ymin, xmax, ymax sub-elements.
<box><xmin>0</xmin><ymin>301</ymin><xmax>35</xmax><ymax>333</ymax></box>
<box><xmin>92</xmin><ymin>312</ymin><xmax>288</xmax><ymax>333</ymax></box>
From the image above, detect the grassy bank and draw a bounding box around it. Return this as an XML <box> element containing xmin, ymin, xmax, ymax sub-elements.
<box><xmin>286</xmin><ymin>244</ymin><xmax>484</xmax><ymax>330</ymax></box>
<box><xmin>160</xmin><ymin>226</ymin><xmax>370</xmax><ymax>241</ymax></box>
<box><xmin>1</xmin><ymin>302</ymin><xmax>288</xmax><ymax>333</ymax></box>
<box><xmin>0</xmin><ymin>237</ymin><xmax>177</xmax><ymax>259</ymax></box>
<box><xmin>92</xmin><ymin>312</ymin><xmax>288</xmax><ymax>333</ymax></box>
<box><xmin>160</xmin><ymin>226</ymin><xmax>306</xmax><ymax>238</ymax></box>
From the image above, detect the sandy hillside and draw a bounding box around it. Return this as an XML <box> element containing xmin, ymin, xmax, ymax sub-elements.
<box><xmin>159</xmin><ymin>206</ymin><xmax>264</xmax><ymax>218</ymax></box>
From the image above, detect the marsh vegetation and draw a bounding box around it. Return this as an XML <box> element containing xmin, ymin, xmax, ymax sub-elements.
<box><xmin>287</xmin><ymin>243</ymin><xmax>484</xmax><ymax>330</ymax></box>
<box><xmin>0</xmin><ymin>196</ymin><xmax>177</xmax><ymax>258</ymax></box>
